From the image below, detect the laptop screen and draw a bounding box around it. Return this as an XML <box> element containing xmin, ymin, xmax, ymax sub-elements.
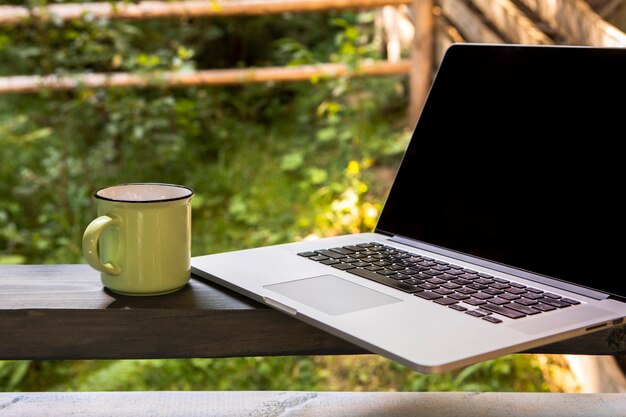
<box><xmin>376</xmin><ymin>44</ymin><xmax>625</xmax><ymax>298</ymax></box>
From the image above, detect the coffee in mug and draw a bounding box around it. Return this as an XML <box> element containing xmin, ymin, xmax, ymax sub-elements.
<box><xmin>82</xmin><ymin>183</ymin><xmax>194</xmax><ymax>296</ymax></box>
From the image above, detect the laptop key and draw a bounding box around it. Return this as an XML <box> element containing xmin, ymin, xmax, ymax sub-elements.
<box><xmin>467</xmin><ymin>283</ymin><xmax>489</xmax><ymax>290</ymax></box>
<box><xmin>434</xmin><ymin>297</ymin><xmax>458</xmax><ymax>306</ymax></box>
<box><xmin>330</xmin><ymin>247</ymin><xmax>356</xmax><ymax>255</ymax></box>
<box><xmin>472</xmin><ymin>292</ymin><xmax>494</xmax><ymax>300</ymax></box>
<box><xmin>482</xmin><ymin>288</ymin><xmax>504</xmax><ymax>295</ymax></box>
<box><xmin>543</xmin><ymin>292</ymin><xmax>561</xmax><ymax>299</ymax></box>
<box><xmin>482</xmin><ymin>316</ymin><xmax>503</xmax><ymax>324</ymax></box>
<box><xmin>516</xmin><ymin>298</ymin><xmax>539</xmax><ymax>306</ymax></box>
<box><xmin>538</xmin><ymin>297</ymin><xmax>572</xmax><ymax>308</ymax></box>
<box><xmin>521</xmin><ymin>292</ymin><xmax>543</xmax><ymax>300</ymax></box>
<box><xmin>504</xmin><ymin>287</ymin><xmax>526</xmax><ymax>295</ymax></box>
<box><xmin>489</xmin><ymin>297</ymin><xmax>511</xmax><ymax>305</ymax></box>
<box><xmin>499</xmin><ymin>293</ymin><xmax>520</xmax><ymax>300</ymax></box>
<box><xmin>415</xmin><ymin>291</ymin><xmax>443</xmax><ymax>300</ymax></box>
<box><xmin>480</xmin><ymin>303</ymin><xmax>526</xmax><ymax>319</ymax></box>
<box><xmin>532</xmin><ymin>302</ymin><xmax>557</xmax><ymax>312</ymax></box>
<box><xmin>315</xmin><ymin>250</ymin><xmax>346</xmax><ymax>259</ymax></box>
<box><xmin>332</xmin><ymin>263</ymin><xmax>355</xmax><ymax>271</ymax></box>
<box><xmin>464</xmin><ymin>298</ymin><xmax>486</xmax><ymax>306</ymax></box>
<box><xmin>507</xmin><ymin>303</ymin><xmax>542</xmax><ymax>315</ymax></box>
<box><xmin>347</xmin><ymin>268</ymin><xmax>423</xmax><ymax>293</ymax></box>
<box><xmin>448</xmin><ymin>293</ymin><xmax>470</xmax><ymax>300</ymax></box>
<box><xmin>350</xmin><ymin>262</ymin><xmax>372</xmax><ymax>268</ymax></box>
<box><xmin>343</xmin><ymin>245</ymin><xmax>365</xmax><ymax>252</ymax></box>
<box><xmin>491</xmin><ymin>283</ymin><xmax>511</xmax><ymax>290</ymax></box>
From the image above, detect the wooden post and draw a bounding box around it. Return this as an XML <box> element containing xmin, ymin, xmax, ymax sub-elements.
<box><xmin>409</xmin><ymin>0</ymin><xmax>434</xmax><ymax>127</ymax></box>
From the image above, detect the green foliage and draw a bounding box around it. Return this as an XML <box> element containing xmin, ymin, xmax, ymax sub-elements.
<box><xmin>0</xmin><ymin>361</ymin><xmax>32</xmax><ymax>391</ymax></box>
<box><xmin>1</xmin><ymin>358</ymin><xmax>322</xmax><ymax>391</ymax></box>
<box><xmin>0</xmin><ymin>5</ymin><xmax>409</xmax><ymax>261</ymax></box>
<box><xmin>1</xmin><ymin>354</ymin><xmax>553</xmax><ymax>392</ymax></box>
<box><xmin>0</xmin><ymin>2</ymin><xmax>559</xmax><ymax>393</ymax></box>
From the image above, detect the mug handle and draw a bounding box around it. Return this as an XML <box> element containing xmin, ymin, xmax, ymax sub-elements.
<box><xmin>82</xmin><ymin>215</ymin><xmax>121</xmax><ymax>276</ymax></box>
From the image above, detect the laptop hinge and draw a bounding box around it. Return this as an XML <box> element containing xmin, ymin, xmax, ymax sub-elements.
<box><xmin>389</xmin><ymin>235</ymin><xmax>610</xmax><ymax>301</ymax></box>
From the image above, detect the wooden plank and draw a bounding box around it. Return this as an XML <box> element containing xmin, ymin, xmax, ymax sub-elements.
<box><xmin>0</xmin><ymin>265</ymin><xmax>363</xmax><ymax>360</ymax></box>
<box><xmin>518</xmin><ymin>0</ymin><xmax>626</xmax><ymax>46</ymax></box>
<box><xmin>1</xmin><ymin>391</ymin><xmax>626</xmax><ymax>417</ymax></box>
<box><xmin>438</xmin><ymin>0</ymin><xmax>503</xmax><ymax>43</ymax></box>
<box><xmin>0</xmin><ymin>61</ymin><xmax>411</xmax><ymax>95</ymax></box>
<box><xmin>469</xmin><ymin>0</ymin><xmax>553</xmax><ymax>44</ymax></box>
<box><xmin>0</xmin><ymin>0</ymin><xmax>412</xmax><ymax>25</ymax></box>
<box><xmin>0</xmin><ymin>264</ymin><xmax>625</xmax><ymax>360</ymax></box>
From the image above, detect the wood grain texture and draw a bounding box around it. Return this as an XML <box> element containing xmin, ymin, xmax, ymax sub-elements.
<box><xmin>408</xmin><ymin>0</ymin><xmax>434</xmax><ymax>126</ymax></box>
<box><xmin>438</xmin><ymin>0</ymin><xmax>504</xmax><ymax>44</ymax></box>
<box><xmin>468</xmin><ymin>0</ymin><xmax>553</xmax><ymax>44</ymax></box>
<box><xmin>518</xmin><ymin>0</ymin><xmax>626</xmax><ymax>46</ymax></box>
<box><xmin>0</xmin><ymin>264</ymin><xmax>624</xmax><ymax>360</ymax></box>
<box><xmin>0</xmin><ymin>264</ymin><xmax>362</xmax><ymax>360</ymax></box>
<box><xmin>0</xmin><ymin>62</ymin><xmax>410</xmax><ymax>94</ymax></box>
<box><xmin>0</xmin><ymin>0</ymin><xmax>412</xmax><ymax>25</ymax></box>
<box><xmin>1</xmin><ymin>391</ymin><xmax>626</xmax><ymax>417</ymax></box>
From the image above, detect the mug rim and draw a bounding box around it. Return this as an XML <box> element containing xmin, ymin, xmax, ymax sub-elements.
<box><xmin>94</xmin><ymin>183</ymin><xmax>194</xmax><ymax>203</ymax></box>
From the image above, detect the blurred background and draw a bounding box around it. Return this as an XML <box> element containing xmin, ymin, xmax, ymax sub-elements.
<box><xmin>1</xmin><ymin>0</ymin><xmax>625</xmax><ymax>393</ymax></box>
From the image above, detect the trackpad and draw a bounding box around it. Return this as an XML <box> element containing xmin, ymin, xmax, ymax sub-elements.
<box><xmin>264</xmin><ymin>274</ymin><xmax>402</xmax><ymax>315</ymax></box>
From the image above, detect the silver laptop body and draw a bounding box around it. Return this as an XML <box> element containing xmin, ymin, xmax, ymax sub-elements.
<box><xmin>192</xmin><ymin>44</ymin><xmax>626</xmax><ymax>374</ymax></box>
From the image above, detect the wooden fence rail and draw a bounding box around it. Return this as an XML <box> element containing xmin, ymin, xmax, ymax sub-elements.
<box><xmin>0</xmin><ymin>0</ymin><xmax>412</xmax><ymax>25</ymax></box>
<box><xmin>0</xmin><ymin>61</ymin><xmax>411</xmax><ymax>94</ymax></box>
<box><xmin>1</xmin><ymin>0</ymin><xmax>625</xmax><ymax>124</ymax></box>
<box><xmin>0</xmin><ymin>0</ymin><xmax>428</xmax><ymax>124</ymax></box>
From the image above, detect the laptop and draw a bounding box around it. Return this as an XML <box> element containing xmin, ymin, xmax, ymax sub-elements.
<box><xmin>191</xmin><ymin>43</ymin><xmax>626</xmax><ymax>374</ymax></box>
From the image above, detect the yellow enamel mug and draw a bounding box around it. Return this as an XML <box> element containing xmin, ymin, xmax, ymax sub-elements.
<box><xmin>82</xmin><ymin>183</ymin><xmax>194</xmax><ymax>296</ymax></box>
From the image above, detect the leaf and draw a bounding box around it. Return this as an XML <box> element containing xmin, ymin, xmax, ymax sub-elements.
<box><xmin>307</xmin><ymin>168</ymin><xmax>328</xmax><ymax>184</ymax></box>
<box><xmin>315</xmin><ymin>127</ymin><xmax>337</xmax><ymax>142</ymax></box>
<box><xmin>280</xmin><ymin>151</ymin><xmax>304</xmax><ymax>171</ymax></box>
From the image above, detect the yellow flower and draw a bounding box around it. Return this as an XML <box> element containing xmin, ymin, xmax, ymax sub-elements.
<box><xmin>347</xmin><ymin>160</ymin><xmax>360</xmax><ymax>175</ymax></box>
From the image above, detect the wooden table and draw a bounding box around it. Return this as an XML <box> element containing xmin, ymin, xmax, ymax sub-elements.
<box><xmin>1</xmin><ymin>264</ymin><xmax>624</xmax><ymax>360</ymax></box>
<box><xmin>1</xmin><ymin>264</ymin><xmax>625</xmax><ymax>417</ymax></box>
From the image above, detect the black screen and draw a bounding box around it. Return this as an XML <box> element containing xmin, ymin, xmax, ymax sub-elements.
<box><xmin>376</xmin><ymin>44</ymin><xmax>625</xmax><ymax>297</ymax></box>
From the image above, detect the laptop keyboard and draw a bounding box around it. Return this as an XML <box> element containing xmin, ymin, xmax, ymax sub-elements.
<box><xmin>298</xmin><ymin>242</ymin><xmax>580</xmax><ymax>324</ymax></box>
